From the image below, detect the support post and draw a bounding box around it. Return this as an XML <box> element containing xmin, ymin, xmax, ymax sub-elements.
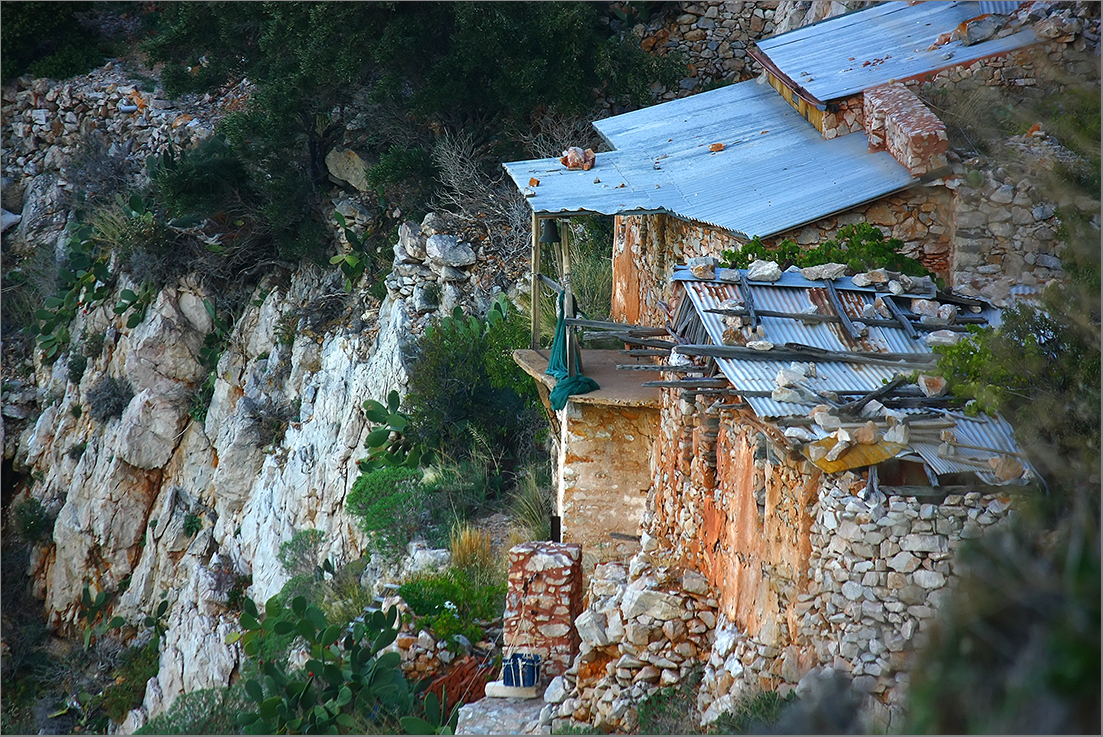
<box><xmin>530</xmin><ymin>211</ymin><xmax>541</xmax><ymax>350</ymax></box>
<box><xmin>561</xmin><ymin>221</ymin><xmax>582</xmax><ymax>376</ymax></box>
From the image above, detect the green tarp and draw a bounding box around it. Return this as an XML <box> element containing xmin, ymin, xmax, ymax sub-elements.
<box><xmin>545</xmin><ymin>291</ymin><xmax>599</xmax><ymax>410</ymax></box>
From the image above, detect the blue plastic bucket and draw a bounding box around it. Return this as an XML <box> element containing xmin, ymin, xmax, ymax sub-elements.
<box><xmin>502</xmin><ymin>653</ymin><xmax>542</xmax><ymax>687</ymax></box>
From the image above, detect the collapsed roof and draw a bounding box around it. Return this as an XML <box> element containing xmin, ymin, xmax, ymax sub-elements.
<box><xmin>650</xmin><ymin>262</ymin><xmax>1037</xmax><ymax>487</ymax></box>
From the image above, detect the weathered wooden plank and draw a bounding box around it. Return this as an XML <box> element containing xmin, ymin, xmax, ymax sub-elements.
<box><xmin>565</xmin><ymin>317</ymin><xmax>668</xmax><ymax>336</ymax></box>
<box><xmin>621</xmin><ymin>348</ymin><xmax>670</xmax><ymax>357</ymax></box>
<box><xmin>615</xmin><ymin>364</ymin><xmax>703</xmax><ymax>373</ymax></box>
<box><xmin>882</xmin><ymin>293</ymin><xmax>919</xmax><ymax>339</ymax></box>
<box><xmin>537</xmin><ymin>273</ymin><xmax>563</xmax><ymax>294</ymax></box>
<box><xmin>642</xmin><ymin>379</ymin><xmax>730</xmax><ymax>389</ymax></box>
<box><xmin>606</xmin><ymin>334</ymin><xmax>677</xmax><ymax>349</ymax></box>
<box><xmin>737</xmin><ymin>271</ymin><xmax>759</xmax><ymax>330</ymax></box>
<box><xmin>838</xmin><ymin>376</ymin><xmax>908</xmax><ymax>415</ymax></box>
<box><xmin>673</xmin><ymin>343</ymin><xmax>938</xmax><ymax>367</ymax></box>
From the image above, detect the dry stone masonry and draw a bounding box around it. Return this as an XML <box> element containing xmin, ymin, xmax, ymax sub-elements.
<box><xmin>502</xmin><ymin>543</ymin><xmax>585</xmax><ymax>682</ymax></box>
<box><xmin>543</xmin><ymin>559</ymin><xmax>718</xmax><ymax>733</ymax></box>
<box><xmin>864</xmin><ymin>84</ymin><xmax>949</xmax><ymax>177</ymax></box>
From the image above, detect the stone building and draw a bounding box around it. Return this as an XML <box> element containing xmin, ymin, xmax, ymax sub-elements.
<box><xmin>498</xmin><ymin>0</ymin><xmax>1091</xmax><ymax>730</ymax></box>
<box><xmin>504</xmin><ymin>0</ymin><xmax>1073</xmax><ymax>562</ymax></box>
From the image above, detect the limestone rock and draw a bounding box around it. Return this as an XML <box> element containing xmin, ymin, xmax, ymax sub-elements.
<box><xmin>575</xmin><ymin>610</ymin><xmax>609</xmax><ymax>647</ymax></box>
<box><xmin>924</xmin><ymin>330</ymin><xmax>959</xmax><ymax>347</ymax></box>
<box><xmin>544</xmin><ymin>676</ymin><xmax>568</xmax><ymax>704</ymax></box>
<box><xmin>784</xmin><ymin>426</ymin><xmax>816</xmax><ymax>443</ymax></box>
<box><xmin>917</xmin><ymin>375</ymin><xmax>947</xmax><ymax>397</ymax></box>
<box><xmin>621</xmin><ymin>588</ymin><xmax>683</xmax><ymax>621</ymax></box>
<box><xmin>325</xmin><ymin>148</ymin><xmax>370</xmax><ymax>191</ymax></box>
<box><xmin>681</xmin><ymin>569</ymin><xmax>709</xmax><ymax>595</ymax></box>
<box><xmin>771</xmin><ymin>386</ymin><xmax>803</xmax><ymax>403</ymax></box>
<box><xmin>913</xmin><ymin>569</ymin><xmax>946</xmax><ymax>589</ymax></box>
<box><xmin>426</xmin><ymin>234</ymin><xmax>476</xmax><ymax>268</ymax></box>
<box><xmin>800</xmin><ymin>263</ymin><xmax>847</xmax><ymax>281</ymax></box>
<box><xmin>883</xmin><ymin>423</ymin><xmax>909</xmax><ymax>445</ymax></box>
<box><xmin>852</xmin><ymin>421</ymin><xmax>880</xmax><ymax>445</ymax></box>
<box><xmin>397</xmin><ymin>221</ymin><xmax>427</xmax><ymax>260</ymax></box>
<box><xmin>910</xmin><ymin>299</ymin><xmax>939</xmax><ymax>318</ymax></box>
<box><xmin>746</xmin><ymin>259</ymin><xmax>782</xmax><ymax>282</ymax></box>
<box><xmin>13</xmin><ymin>173</ymin><xmax>67</xmax><ymax>256</ymax></box>
<box><xmin>117</xmin><ymin>389</ymin><xmax>185</xmax><ymax>469</ymax></box>
<box><xmin>887</xmin><ymin>551</ymin><xmax>920</xmax><ymax>573</ymax></box>
<box><xmin>1</xmin><ymin>207</ymin><xmax>20</xmax><ymax>233</ymax></box>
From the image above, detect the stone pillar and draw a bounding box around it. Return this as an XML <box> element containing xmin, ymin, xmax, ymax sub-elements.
<box><xmin>502</xmin><ymin>542</ymin><xmax>584</xmax><ymax>681</ymax></box>
<box><xmin>863</xmin><ymin>83</ymin><xmax>949</xmax><ymax>177</ymax></box>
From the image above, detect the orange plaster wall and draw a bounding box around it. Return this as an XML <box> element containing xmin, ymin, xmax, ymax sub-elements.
<box><xmin>697</xmin><ymin>420</ymin><xmax>819</xmax><ymax>646</ymax></box>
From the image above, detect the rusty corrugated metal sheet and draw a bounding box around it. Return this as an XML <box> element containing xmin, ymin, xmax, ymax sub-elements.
<box><xmin>669</xmin><ymin>266</ymin><xmax>1036</xmax><ymax>483</ymax></box>
<box><xmin>755</xmin><ymin>1</ymin><xmax>1039</xmax><ymax>104</ymax></box>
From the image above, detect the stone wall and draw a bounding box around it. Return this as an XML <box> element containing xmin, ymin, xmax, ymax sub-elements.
<box><xmin>537</xmin><ymin>390</ymin><xmax>1017</xmax><ymax>732</ymax></box>
<box><xmin>545</xmin><ymin>559</ymin><xmax>718</xmax><ymax>733</ymax></box>
<box><xmin>632</xmin><ymin>2</ymin><xmax>872</xmax><ymax>100</ymax></box>
<box><xmin>635</xmin><ymin>2</ymin><xmax>780</xmax><ymax>98</ymax></box>
<box><xmin>647</xmin><ymin>399</ymin><xmax>818</xmax><ymax>652</ymax></box>
<box><xmin>864</xmin><ymin>84</ymin><xmax>949</xmax><ymax>177</ymax></box>
<box><xmin>557</xmin><ymin>402</ymin><xmax>660</xmax><ymax>565</ymax></box>
<box><xmin>0</xmin><ymin>63</ymin><xmax>229</xmax><ymax>195</ymax></box>
<box><xmin>946</xmin><ymin>140</ymin><xmax>1075</xmax><ymax>293</ymax></box>
<box><xmin>821</xmin><ymin>95</ymin><xmax>865</xmax><ymax>140</ymax></box>
<box><xmin>386</xmin><ymin>213</ymin><xmax>504</xmax><ymax>333</ymax></box>
<box><xmin>503</xmin><ymin>542</ymin><xmax>584</xmax><ymax>681</ymax></box>
<box><xmin>610</xmin><ymin>189</ymin><xmax>956</xmax><ymax>328</ymax></box>
<box><xmin>900</xmin><ymin>32</ymin><xmax>1100</xmax><ymax>104</ymax></box>
<box><xmin>697</xmin><ymin>475</ymin><xmax>1013</xmax><ymax>728</ymax></box>
<box><xmin>762</xmin><ymin>187</ymin><xmax>957</xmax><ymax>279</ymax></box>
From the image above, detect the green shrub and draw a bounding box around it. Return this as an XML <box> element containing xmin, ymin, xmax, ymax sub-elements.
<box><xmin>136</xmin><ymin>685</ymin><xmax>249</xmax><ymax>735</ymax></box>
<box><xmin>35</xmin><ymin>222</ymin><xmax>113</xmax><ymax>362</ymax></box>
<box><xmin>722</xmin><ymin>223</ymin><xmax>933</xmax><ymax>279</ymax></box>
<box><xmin>83</xmin><ymin>330</ymin><xmax>106</xmax><ymax>360</ymax></box>
<box><xmin>188</xmin><ymin>379</ymin><xmax>215</xmax><ymax>424</ymax></box>
<box><xmin>397</xmin><ymin>567</ymin><xmax>506</xmax><ymax>650</ymax></box>
<box><xmin>406</xmin><ymin>296</ymin><xmax>539</xmax><ymax>463</ymax></box>
<box><xmin>1</xmin><ymin>2</ymin><xmax>105</xmax><ymax>82</ymax></box>
<box><xmin>67</xmin><ymin>352</ymin><xmax>87</xmax><ymax>386</ymax></box>
<box><xmin>159</xmin><ymin>61</ymin><xmax>228</xmax><ymax>99</ymax></box>
<box><xmin>227</xmin><ymin>595</ymin><xmax>448</xmax><ymax>735</ymax></box>
<box><xmin>346</xmin><ymin>467</ymin><xmax>430</xmax><ymax>557</ymax></box>
<box><xmin>183</xmin><ymin>513</ymin><xmax>202</xmax><ymax>537</ymax></box>
<box><xmin>149</xmin><ymin>137</ymin><xmax>250</xmax><ymax>220</ymax></box>
<box><xmin>636</xmin><ymin>668</ymin><xmax>702</xmax><ymax>734</ymax></box>
<box><xmin>509</xmin><ymin>472</ymin><xmax>553</xmax><ymax>543</ymax></box>
<box><xmin>67</xmin><ymin>440</ymin><xmax>86</xmax><ymax>461</ymax></box>
<box><xmin>711</xmin><ymin>689</ymin><xmax>798</xmax><ymax>734</ymax></box>
<box><xmin>359</xmin><ymin>390</ymin><xmax>430</xmax><ymax>473</ymax></box>
<box><xmin>935</xmin><ymin>241</ymin><xmax>1100</xmax><ymax>494</ymax></box>
<box><xmin>278</xmin><ymin>529</ymin><xmax>326</xmax><ymax>578</ymax></box>
<box><xmin>12</xmin><ymin>498</ymin><xmax>52</xmax><ymax>544</ymax></box>
<box><xmin>367</xmin><ymin>145</ymin><xmax>435</xmax><ymax>188</ymax></box>
<box><xmin>102</xmin><ymin>640</ymin><xmax>159</xmax><ymax>722</ymax></box>
<box><xmin>87</xmin><ymin>376</ymin><xmax>133</xmax><ymax>423</ymax></box>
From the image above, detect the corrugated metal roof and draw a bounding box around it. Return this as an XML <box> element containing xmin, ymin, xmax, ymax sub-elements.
<box><xmin>502</xmin><ymin>80</ymin><xmax>916</xmax><ymax>240</ymax></box>
<box><xmin>911</xmin><ymin>411</ymin><xmax>1029</xmax><ymax>485</ymax></box>
<box><xmin>978</xmin><ymin>1</ymin><xmax>1024</xmax><ymax>15</ymax></box>
<box><xmin>756</xmin><ymin>1</ymin><xmax>1039</xmax><ymax>103</ymax></box>
<box><xmin>670</xmin><ymin>265</ymin><xmax>1035</xmax><ymax>483</ymax></box>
